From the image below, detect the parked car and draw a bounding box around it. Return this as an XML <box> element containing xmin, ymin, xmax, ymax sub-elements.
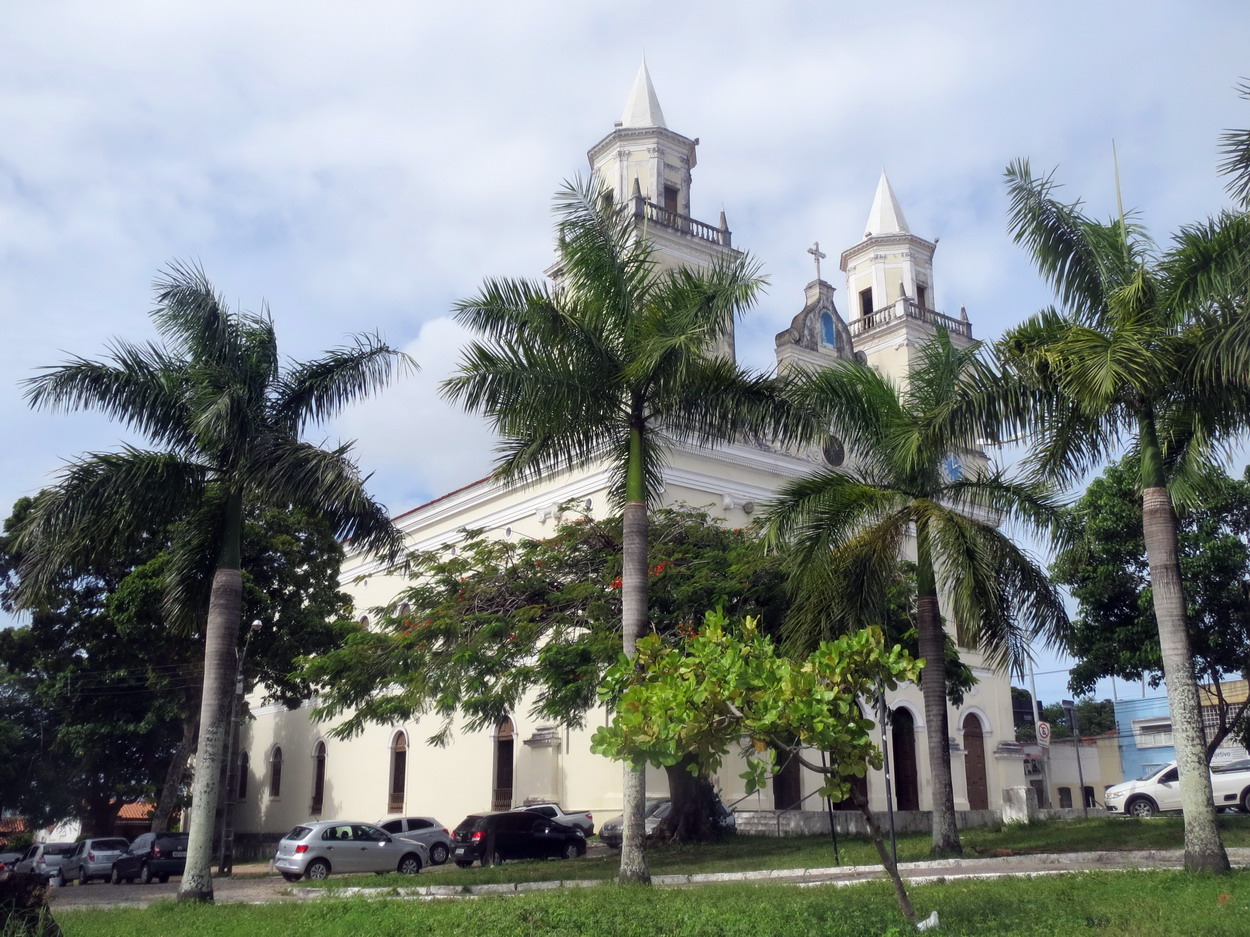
<box><xmin>598</xmin><ymin>797</ymin><xmax>736</xmax><ymax>848</ymax></box>
<box><xmin>451</xmin><ymin>811</ymin><xmax>586</xmax><ymax>867</ymax></box>
<box><xmin>273</xmin><ymin>821</ymin><xmax>430</xmax><ymax>882</ymax></box>
<box><xmin>377</xmin><ymin>816</ymin><xmax>453</xmax><ymax>865</ymax></box>
<box><xmin>1104</xmin><ymin>760</ymin><xmax>1250</xmax><ymax>817</ymax></box>
<box><xmin>62</xmin><ymin>838</ymin><xmax>130</xmax><ymax>885</ymax></box>
<box><xmin>0</xmin><ymin>851</ymin><xmax>24</xmax><ymax>882</ymax></box>
<box><xmin>110</xmin><ymin>832</ymin><xmax>189</xmax><ymax>884</ymax></box>
<box><xmin>512</xmin><ymin>802</ymin><xmax>595</xmax><ymax>836</ymax></box>
<box><xmin>14</xmin><ymin>842</ymin><xmax>74</xmax><ymax>883</ymax></box>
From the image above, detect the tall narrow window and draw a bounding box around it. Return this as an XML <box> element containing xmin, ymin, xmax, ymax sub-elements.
<box><xmin>269</xmin><ymin>747</ymin><xmax>283</xmax><ymax>798</ymax></box>
<box><xmin>389</xmin><ymin>732</ymin><xmax>408</xmax><ymax>814</ymax></box>
<box><xmin>663</xmin><ymin>185</ymin><xmax>679</xmax><ymax>213</ymax></box>
<box><xmin>916</xmin><ymin>284</ymin><xmax>928</xmax><ymax>311</ymax></box>
<box><xmin>238</xmin><ymin>751</ymin><xmax>249</xmax><ymax>799</ymax></box>
<box><xmin>311</xmin><ymin>741</ymin><xmax>327</xmax><ymax>815</ymax></box>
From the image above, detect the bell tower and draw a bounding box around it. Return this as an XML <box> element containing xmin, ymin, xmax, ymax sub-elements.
<box><xmin>584</xmin><ymin>61</ymin><xmax>742</xmax><ymax>358</ymax></box>
<box><xmin>839</xmin><ymin>171</ymin><xmax>972</xmax><ymax>383</ymax></box>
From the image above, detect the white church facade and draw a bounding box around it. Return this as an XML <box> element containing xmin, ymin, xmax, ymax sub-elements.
<box><xmin>236</xmin><ymin>65</ymin><xmax>1025</xmax><ymax>844</ymax></box>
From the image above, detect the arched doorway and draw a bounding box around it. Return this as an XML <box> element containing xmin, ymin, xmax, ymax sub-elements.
<box><xmin>389</xmin><ymin>732</ymin><xmax>408</xmax><ymax>814</ymax></box>
<box><xmin>962</xmin><ymin>713</ymin><xmax>989</xmax><ymax>810</ymax></box>
<box><xmin>492</xmin><ymin>718</ymin><xmax>515</xmax><ymax>811</ymax></box>
<box><xmin>891</xmin><ymin>708</ymin><xmax>920</xmax><ymax>811</ymax></box>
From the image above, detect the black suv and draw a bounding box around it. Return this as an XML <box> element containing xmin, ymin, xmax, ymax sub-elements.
<box><xmin>451</xmin><ymin>811</ymin><xmax>585</xmax><ymax>867</ymax></box>
<box><xmin>110</xmin><ymin>832</ymin><xmax>189</xmax><ymax>884</ymax></box>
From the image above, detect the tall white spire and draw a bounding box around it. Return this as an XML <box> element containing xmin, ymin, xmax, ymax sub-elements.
<box><xmin>620</xmin><ymin>59</ymin><xmax>666</xmax><ymax>129</ymax></box>
<box><xmin>864</xmin><ymin>170</ymin><xmax>910</xmax><ymax>237</ymax></box>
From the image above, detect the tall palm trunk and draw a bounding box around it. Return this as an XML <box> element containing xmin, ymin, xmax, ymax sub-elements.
<box><xmin>179</xmin><ymin>493</ymin><xmax>244</xmax><ymax>902</ymax></box>
<box><xmin>1139</xmin><ymin>417</ymin><xmax>1229</xmax><ymax>872</ymax></box>
<box><xmin>916</xmin><ymin>525</ymin><xmax>961</xmax><ymax>856</ymax></box>
<box><xmin>617</xmin><ymin>425</ymin><xmax>651</xmax><ymax>884</ymax></box>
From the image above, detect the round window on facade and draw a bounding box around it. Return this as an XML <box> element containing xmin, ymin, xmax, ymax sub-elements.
<box><xmin>822</xmin><ymin>435</ymin><xmax>845</xmax><ymax>467</ymax></box>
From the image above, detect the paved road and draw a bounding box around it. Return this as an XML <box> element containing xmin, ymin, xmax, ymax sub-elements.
<box><xmin>48</xmin><ymin>847</ymin><xmax>1250</xmax><ymax>911</ymax></box>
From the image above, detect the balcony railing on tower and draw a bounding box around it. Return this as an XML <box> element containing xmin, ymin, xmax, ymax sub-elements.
<box><xmin>849</xmin><ymin>298</ymin><xmax>972</xmax><ymax>340</ymax></box>
<box><xmin>632</xmin><ymin>195</ymin><xmax>732</xmax><ymax>248</ymax></box>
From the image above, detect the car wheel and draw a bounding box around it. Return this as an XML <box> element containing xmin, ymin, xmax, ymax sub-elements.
<box><xmin>454</xmin><ymin>861</ymin><xmax>472</xmax><ymax>869</ymax></box>
<box><xmin>282</xmin><ymin>872</ymin><xmax>302</xmax><ymax>883</ymax></box>
<box><xmin>139</xmin><ymin>863</ymin><xmax>153</xmax><ymax>885</ymax></box>
<box><xmin>397</xmin><ymin>854</ymin><xmax>422</xmax><ymax>875</ymax></box>
<box><xmin>305</xmin><ymin>859</ymin><xmax>331</xmax><ymax>881</ymax></box>
<box><xmin>562</xmin><ymin>841</ymin><xmax>581</xmax><ymax>860</ymax></box>
<box><xmin>1241</xmin><ymin>788</ymin><xmax>1250</xmax><ymax>814</ymax></box>
<box><xmin>158</xmin><ymin>876</ymin><xmax>170</xmax><ymax>884</ymax></box>
<box><xmin>429</xmin><ymin>843</ymin><xmax>449</xmax><ymax>865</ymax></box>
<box><xmin>1127</xmin><ymin>797</ymin><xmax>1157</xmax><ymax>818</ymax></box>
<box><xmin>110</xmin><ymin>867</ymin><xmax>122</xmax><ymax>885</ymax></box>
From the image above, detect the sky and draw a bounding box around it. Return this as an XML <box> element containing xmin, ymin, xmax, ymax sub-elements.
<box><xmin>2</xmin><ymin>1</ymin><xmax>1248</xmax><ymax>705</ymax></box>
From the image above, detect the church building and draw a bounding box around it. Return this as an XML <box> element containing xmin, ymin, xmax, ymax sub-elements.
<box><xmin>236</xmin><ymin>64</ymin><xmax>1025</xmax><ymax>845</ymax></box>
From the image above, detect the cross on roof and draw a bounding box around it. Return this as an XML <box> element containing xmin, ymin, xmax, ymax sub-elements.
<box><xmin>807</xmin><ymin>242</ymin><xmax>826</xmax><ymax>282</ymax></box>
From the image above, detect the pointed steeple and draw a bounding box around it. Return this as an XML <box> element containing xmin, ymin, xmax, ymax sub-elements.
<box><xmin>864</xmin><ymin>170</ymin><xmax>910</xmax><ymax>237</ymax></box>
<box><xmin>620</xmin><ymin>59</ymin><xmax>667</xmax><ymax>129</ymax></box>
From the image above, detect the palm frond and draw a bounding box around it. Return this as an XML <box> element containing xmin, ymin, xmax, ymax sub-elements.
<box><xmin>23</xmin><ymin>340</ymin><xmax>194</xmax><ymax>451</ymax></box>
<box><xmin>14</xmin><ymin>449</ymin><xmax>206</xmax><ymax>603</ymax></box>
<box><xmin>249</xmin><ymin>438</ymin><xmax>405</xmax><ymax>562</ymax></box>
<box><xmin>927</xmin><ymin>506</ymin><xmax>1067</xmax><ymax>674</ymax></box>
<box><xmin>276</xmin><ymin>335</ymin><xmax>415</xmax><ymax>430</ymax></box>
<box><xmin>150</xmin><ymin>260</ymin><xmax>241</xmax><ymax>365</ymax></box>
<box><xmin>1218</xmin><ymin>82</ymin><xmax>1250</xmax><ymax>209</ymax></box>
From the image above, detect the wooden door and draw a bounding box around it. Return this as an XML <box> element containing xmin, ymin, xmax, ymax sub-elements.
<box><xmin>891</xmin><ymin>708</ymin><xmax>920</xmax><ymax>811</ymax></box>
<box><xmin>963</xmin><ymin>714</ymin><xmax>989</xmax><ymax>810</ymax></box>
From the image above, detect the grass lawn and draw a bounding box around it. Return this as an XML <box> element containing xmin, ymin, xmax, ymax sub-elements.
<box><xmin>294</xmin><ymin>813</ymin><xmax>1250</xmax><ymax>889</ymax></box>
<box><xmin>52</xmin><ymin>870</ymin><xmax>1250</xmax><ymax>937</ymax></box>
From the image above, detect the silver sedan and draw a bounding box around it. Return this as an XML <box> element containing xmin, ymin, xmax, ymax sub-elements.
<box><xmin>274</xmin><ymin>821</ymin><xmax>430</xmax><ymax>881</ymax></box>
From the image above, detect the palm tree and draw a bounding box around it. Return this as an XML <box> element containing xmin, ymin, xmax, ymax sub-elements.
<box><xmin>16</xmin><ymin>263</ymin><xmax>410</xmax><ymax>900</ymax></box>
<box><xmin>442</xmin><ymin>179</ymin><xmax>794</xmax><ymax>884</ymax></box>
<box><xmin>997</xmin><ymin>159</ymin><xmax>1250</xmax><ymax>872</ymax></box>
<box><xmin>762</xmin><ymin>331</ymin><xmax>1067</xmax><ymax>857</ymax></box>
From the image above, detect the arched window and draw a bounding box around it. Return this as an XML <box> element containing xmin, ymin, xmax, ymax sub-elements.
<box><xmin>311</xmin><ymin>741</ymin><xmax>327</xmax><ymax>815</ymax></box>
<box><xmin>269</xmin><ymin>747</ymin><xmax>283</xmax><ymax>798</ymax></box>
<box><xmin>389</xmin><ymin>732</ymin><xmax>408</xmax><ymax>814</ymax></box>
<box><xmin>238</xmin><ymin>751</ymin><xmax>249</xmax><ymax>799</ymax></box>
<box><xmin>820</xmin><ymin>311</ymin><xmax>836</xmax><ymax>348</ymax></box>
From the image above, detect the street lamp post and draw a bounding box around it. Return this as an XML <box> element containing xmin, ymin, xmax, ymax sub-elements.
<box><xmin>217</xmin><ymin>619</ymin><xmax>261</xmax><ymax>875</ymax></box>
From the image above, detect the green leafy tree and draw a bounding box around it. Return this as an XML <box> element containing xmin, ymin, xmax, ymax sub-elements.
<box><xmin>591</xmin><ymin>610</ymin><xmax>924</xmax><ymax>925</ymax></box>
<box><xmin>762</xmin><ymin>331</ymin><xmax>1067</xmax><ymax>857</ymax></box>
<box><xmin>997</xmin><ymin>155</ymin><xmax>1250</xmax><ymax>871</ymax></box>
<box><xmin>13</xmin><ymin>264</ymin><xmax>409</xmax><ymax>901</ymax></box>
<box><xmin>302</xmin><ymin>507</ymin><xmax>789</xmax><ymax>842</ymax></box>
<box><xmin>1052</xmin><ymin>458</ymin><xmax>1250</xmax><ymax>754</ymax></box>
<box><xmin>442</xmin><ymin>180</ymin><xmax>795</xmax><ymax>882</ymax></box>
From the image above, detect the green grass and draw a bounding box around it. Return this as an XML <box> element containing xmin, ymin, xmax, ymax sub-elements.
<box><xmin>295</xmin><ymin>814</ymin><xmax>1250</xmax><ymax>890</ymax></box>
<box><xmin>53</xmin><ymin>870</ymin><xmax>1250</xmax><ymax>937</ymax></box>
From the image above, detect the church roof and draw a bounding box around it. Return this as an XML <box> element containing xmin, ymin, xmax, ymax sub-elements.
<box><xmin>864</xmin><ymin>170</ymin><xmax>910</xmax><ymax>237</ymax></box>
<box><xmin>620</xmin><ymin>60</ymin><xmax>666</xmax><ymax>129</ymax></box>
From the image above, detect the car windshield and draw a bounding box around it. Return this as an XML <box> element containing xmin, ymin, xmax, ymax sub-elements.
<box><xmin>1213</xmin><ymin>760</ymin><xmax>1250</xmax><ymax>773</ymax></box>
<box><xmin>44</xmin><ymin>844</ymin><xmax>74</xmax><ymax>856</ymax></box>
<box><xmin>93</xmin><ymin>840</ymin><xmax>129</xmax><ymax>851</ymax></box>
<box><xmin>283</xmin><ymin>826</ymin><xmax>313</xmax><ymax>841</ymax></box>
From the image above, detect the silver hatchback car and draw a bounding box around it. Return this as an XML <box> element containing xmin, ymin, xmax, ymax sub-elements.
<box><xmin>274</xmin><ymin>821</ymin><xmax>430</xmax><ymax>881</ymax></box>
